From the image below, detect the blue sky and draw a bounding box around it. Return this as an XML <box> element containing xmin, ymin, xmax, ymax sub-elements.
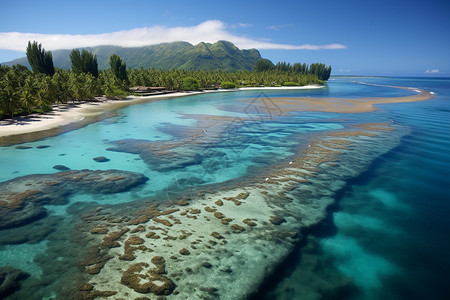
<box><xmin>0</xmin><ymin>0</ymin><xmax>449</xmax><ymax>76</ymax></box>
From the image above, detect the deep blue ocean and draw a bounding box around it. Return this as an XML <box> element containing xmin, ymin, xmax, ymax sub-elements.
<box><xmin>261</xmin><ymin>77</ymin><xmax>450</xmax><ymax>300</ymax></box>
<box><xmin>0</xmin><ymin>77</ymin><xmax>449</xmax><ymax>299</ymax></box>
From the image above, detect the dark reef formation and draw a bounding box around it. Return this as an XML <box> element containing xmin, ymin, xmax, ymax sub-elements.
<box><xmin>107</xmin><ymin>138</ymin><xmax>201</xmax><ymax>172</ymax></box>
<box><xmin>0</xmin><ymin>169</ymin><xmax>148</xmax><ymax>229</ymax></box>
<box><xmin>0</xmin><ymin>266</ymin><xmax>30</xmax><ymax>298</ymax></box>
<box><xmin>121</xmin><ymin>258</ymin><xmax>175</xmax><ymax>295</ymax></box>
<box><xmin>93</xmin><ymin>156</ymin><xmax>110</xmax><ymax>163</ymax></box>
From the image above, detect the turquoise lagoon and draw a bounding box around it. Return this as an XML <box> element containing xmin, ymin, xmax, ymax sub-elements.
<box><xmin>0</xmin><ymin>77</ymin><xmax>449</xmax><ymax>299</ymax></box>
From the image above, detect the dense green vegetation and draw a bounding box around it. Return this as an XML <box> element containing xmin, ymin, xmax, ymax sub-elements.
<box><xmin>0</xmin><ymin>41</ymin><xmax>332</xmax><ymax>120</ymax></box>
<box><xmin>220</xmin><ymin>81</ymin><xmax>236</xmax><ymax>89</ymax></box>
<box><xmin>70</xmin><ymin>49</ymin><xmax>99</xmax><ymax>77</ymax></box>
<box><xmin>4</xmin><ymin>41</ymin><xmax>262</xmax><ymax>72</ymax></box>
<box><xmin>26</xmin><ymin>41</ymin><xmax>55</xmax><ymax>76</ymax></box>
<box><xmin>110</xmin><ymin>54</ymin><xmax>128</xmax><ymax>82</ymax></box>
<box><xmin>256</xmin><ymin>59</ymin><xmax>332</xmax><ymax>81</ymax></box>
<box><xmin>126</xmin><ymin>68</ymin><xmax>322</xmax><ymax>89</ymax></box>
<box><xmin>255</xmin><ymin>58</ymin><xmax>276</xmax><ymax>72</ymax></box>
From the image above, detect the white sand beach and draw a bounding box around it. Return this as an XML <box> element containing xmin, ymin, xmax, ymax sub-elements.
<box><xmin>238</xmin><ymin>84</ymin><xmax>324</xmax><ymax>90</ymax></box>
<box><xmin>0</xmin><ymin>92</ymin><xmax>201</xmax><ymax>138</ymax></box>
<box><xmin>0</xmin><ymin>86</ymin><xmax>324</xmax><ymax>140</ymax></box>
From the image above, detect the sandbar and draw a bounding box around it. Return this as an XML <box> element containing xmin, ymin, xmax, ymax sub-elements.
<box><xmin>244</xmin><ymin>82</ymin><xmax>433</xmax><ymax>114</ymax></box>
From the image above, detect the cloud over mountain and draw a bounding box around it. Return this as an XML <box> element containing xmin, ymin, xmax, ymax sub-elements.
<box><xmin>0</xmin><ymin>20</ymin><xmax>346</xmax><ymax>52</ymax></box>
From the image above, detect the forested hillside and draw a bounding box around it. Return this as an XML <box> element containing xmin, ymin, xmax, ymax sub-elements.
<box><xmin>2</xmin><ymin>41</ymin><xmax>262</xmax><ymax>71</ymax></box>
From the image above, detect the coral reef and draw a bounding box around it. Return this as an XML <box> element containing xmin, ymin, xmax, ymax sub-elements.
<box><xmin>119</xmin><ymin>235</ymin><xmax>146</xmax><ymax>261</ymax></box>
<box><xmin>102</xmin><ymin>228</ymin><xmax>130</xmax><ymax>248</ymax></box>
<box><xmin>93</xmin><ymin>156</ymin><xmax>110</xmax><ymax>162</ymax></box>
<box><xmin>0</xmin><ymin>169</ymin><xmax>147</xmax><ymax>229</ymax></box>
<box><xmin>53</xmin><ymin>164</ymin><xmax>71</xmax><ymax>171</ymax></box>
<box><xmin>214</xmin><ymin>212</ymin><xmax>225</xmax><ymax>219</ymax></box>
<box><xmin>179</xmin><ymin>248</ymin><xmax>190</xmax><ymax>255</ymax></box>
<box><xmin>78</xmin><ymin>289</ymin><xmax>117</xmax><ymax>300</ymax></box>
<box><xmin>69</xmin><ymin>121</ymin><xmax>403</xmax><ymax>299</ymax></box>
<box><xmin>231</xmin><ymin>224</ymin><xmax>245</xmax><ymax>233</ymax></box>
<box><xmin>211</xmin><ymin>232</ymin><xmax>224</xmax><ymax>239</ymax></box>
<box><xmin>90</xmin><ymin>227</ymin><xmax>109</xmax><ymax>234</ymax></box>
<box><xmin>242</xmin><ymin>218</ymin><xmax>257</xmax><ymax>227</ymax></box>
<box><xmin>269</xmin><ymin>215</ymin><xmax>287</xmax><ymax>225</ymax></box>
<box><xmin>121</xmin><ymin>260</ymin><xmax>175</xmax><ymax>295</ymax></box>
<box><xmin>0</xmin><ymin>266</ymin><xmax>29</xmax><ymax>298</ymax></box>
<box><xmin>81</xmin><ymin>250</ymin><xmax>113</xmax><ymax>275</ymax></box>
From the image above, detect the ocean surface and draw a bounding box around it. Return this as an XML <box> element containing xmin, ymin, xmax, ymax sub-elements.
<box><xmin>0</xmin><ymin>77</ymin><xmax>449</xmax><ymax>299</ymax></box>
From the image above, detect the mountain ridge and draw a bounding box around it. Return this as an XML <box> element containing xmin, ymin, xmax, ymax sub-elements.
<box><xmin>1</xmin><ymin>41</ymin><xmax>262</xmax><ymax>71</ymax></box>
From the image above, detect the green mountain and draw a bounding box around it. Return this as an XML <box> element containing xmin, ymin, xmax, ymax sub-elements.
<box><xmin>2</xmin><ymin>41</ymin><xmax>262</xmax><ymax>71</ymax></box>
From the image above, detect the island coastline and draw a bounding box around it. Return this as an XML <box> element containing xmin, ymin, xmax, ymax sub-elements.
<box><xmin>0</xmin><ymin>85</ymin><xmax>323</xmax><ymax>145</ymax></box>
<box><xmin>0</xmin><ymin>83</ymin><xmax>433</xmax><ymax>146</ymax></box>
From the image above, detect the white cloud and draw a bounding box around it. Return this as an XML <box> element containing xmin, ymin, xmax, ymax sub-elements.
<box><xmin>269</xmin><ymin>24</ymin><xmax>293</xmax><ymax>31</ymax></box>
<box><xmin>0</xmin><ymin>20</ymin><xmax>346</xmax><ymax>51</ymax></box>
<box><xmin>237</xmin><ymin>23</ymin><xmax>253</xmax><ymax>28</ymax></box>
<box><xmin>425</xmin><ymin>69</ymin><xmax>440</xmax><ymax>73</ymax></box>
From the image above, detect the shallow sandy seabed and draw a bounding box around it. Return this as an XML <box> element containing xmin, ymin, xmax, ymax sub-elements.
<box><xmin>73</xmin><ymin>122</ymin><xmax>407</xmax><ymax>300</ymax></box>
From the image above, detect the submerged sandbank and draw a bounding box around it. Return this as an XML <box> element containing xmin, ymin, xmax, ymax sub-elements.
<box><xmin>243</xmin><ymin>82</ymin><xmax>433</xmax><ymax>114</ymax></box>
<box><xmin>71</xmin><ymin>121</ymin><xmax>407</xmax><ymax>300</ymax></box>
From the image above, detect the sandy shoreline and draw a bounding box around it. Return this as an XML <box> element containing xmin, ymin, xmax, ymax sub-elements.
<box><xmin>0</xmin><ymin>92</ymin><xmax>197</xmax><ymax>138</ymax></box>
<box><xmin>0</xmin><ymin>82</ymin><xmax>432</xmax><ymax>145</ymax></box>
<box><xmin>0</xmin><ymin>86</ymin><xmax>323</xmax><ymax>144</ymax></box>
<box><xmin>237</xmin><ymin>85</ymin><xmax>323</xmax><ymax>90</ymax></box>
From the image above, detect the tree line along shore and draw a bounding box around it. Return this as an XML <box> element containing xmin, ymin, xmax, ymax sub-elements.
<box><xmin>0</xmin><ymin>41</ymin><xmax>332</xmax><ymax>120</ymax></box>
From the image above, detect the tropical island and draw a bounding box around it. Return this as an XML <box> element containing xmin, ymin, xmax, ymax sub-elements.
<box><xmin>1</xmin><ymin>1</ymin><xmax>448</xmax><ymax>299</ymax></box>
<box><xmin>0</xmin><ymin>41</ymin><xmax>331</xmax><ymax>121</ymax></box>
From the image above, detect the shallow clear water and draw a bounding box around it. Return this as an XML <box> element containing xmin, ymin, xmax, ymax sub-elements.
<box><xmin>1</xmin><ymin>77</ymin><xmax>449</xmax><ymax>299</ymax></box>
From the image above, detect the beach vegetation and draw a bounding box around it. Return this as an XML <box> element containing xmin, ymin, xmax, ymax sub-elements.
<box><xmin>180</xmin><ymin>77</ymin><xmax>199</xmax><ymax>90</ymax></box>
<box><xmin>0</xmin><ymin>69</ymin><xmax>22</xmax><ymax>119</ymax></box>
<box><xmin>268</xmin><ymin>61</ymin><xmax>333</xmax><ymax>81</ymax></box>
<box><xmin>220</xmin><ymin>81</ymin><xmax>236</xmax><ymax>89</ymax></box>
<box><xmin>255</xmin><ymin>58</ymin><xmax>275</xmax><ymax>72</ymax></box>
<box><xmin>0</xmin><ymin>41</ymin><xmax>333</xmax><ymax>120</ymax></box>
<box><xmin>105</xmin><ymin>85</ymin><xmax>129</xmax><ymax>99</ymax></box>
<box><xmin>26</xmin><ymin>41</ymin><xmax>55</xmax><ymax>76</ymax></box>
<box><xmin>282</xmin><ymin>82</ymin><xmax>299</xmax><ymax>86</ymax></box>
<box><xmin>110</xmin><ymin>54</ymin><xmax>128</xmax><ymax>82</ymax></box>
<box><xmin>70</xmin><ymin>49</ymin><xmax>99</xmax><ymax>77</ymax></box>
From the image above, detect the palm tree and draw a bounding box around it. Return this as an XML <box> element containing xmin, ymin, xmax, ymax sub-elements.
<box><xmin>20</xmin><ymin>76</ymin><xmax>39</xmax><ymax>114</ymax></box>
<box><xmin>0</xmin><ymin>70</ymin><xmax>22</xmax><ymax>119</ymax></box>
<box><xmin>52</xmin><ymin>71</ymin><xmax>70</xmax><ymax>104</ymax></box>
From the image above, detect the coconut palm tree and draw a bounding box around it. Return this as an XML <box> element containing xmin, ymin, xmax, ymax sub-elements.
<box><xmin>20</xmin><ymin>76</ymin><xmax>39</xmax><ymax>114</ymax></box>
<box><xmin>0</xmin><ymin>70</ymin><xmax>22</xmax><ymax>119</ymax></box>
